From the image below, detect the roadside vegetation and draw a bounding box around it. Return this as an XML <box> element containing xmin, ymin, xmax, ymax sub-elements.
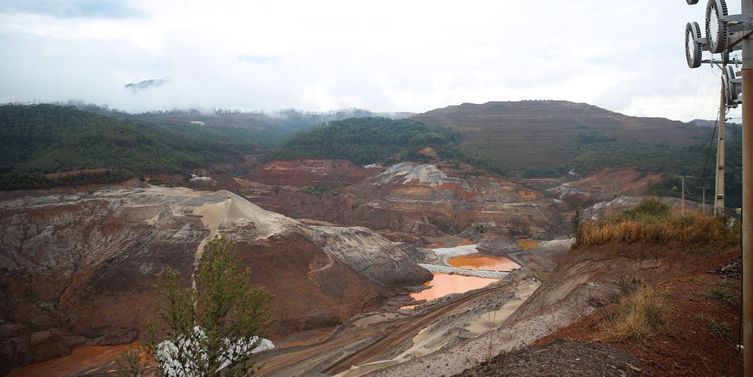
<box><xmin>574</xmin><ymin>197</ymin><xmax>739</xmax><ymax>248</ymax></box>
<box><xmin>597</xmin><ymin>286</ymin><xmax>667</xmax><ymax>342</ymax></box>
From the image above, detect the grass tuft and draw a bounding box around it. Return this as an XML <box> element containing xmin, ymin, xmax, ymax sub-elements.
<box><xmin>705</xmin><ymin>287</ymin><xmax>738</xmax><ymax>307</ymax></box>
<box><xmin>597</xmin><ymin>286</ymin><xmax>667</xmax><ymax>342</ymax></box>
<box><xmin>698</xmin><ymin>315</ymin><xmax>732</xmax><ymax>341</ymax></box>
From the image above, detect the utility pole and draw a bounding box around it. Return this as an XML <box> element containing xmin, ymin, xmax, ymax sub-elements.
<box><xmin>681</xmin><ymin>176</ymin><xmax>686</xmax><ymax>215</ymax></box>
<box><xmin>699</xmin><ymin>186</ymin><xmax>711</xmax><ymax>213</ymax></box>
<box><xmin>742</xmin><ymin>1</ymin><xmax>753</xmax><ymax>373</ymax></box>
<box><xmin>715</xmin><ymin>87</ymin><xmax>727</xmax><ymax>216</ymax></box>
<box><xmin>684</xmin><ymin>1</ymin><xmax>752</xmax><ymax>372</ymax></box>
<box><xmin>680</xmin><ymin>175</ymin><xmax>691</xmax><ymax>216</ymax></box>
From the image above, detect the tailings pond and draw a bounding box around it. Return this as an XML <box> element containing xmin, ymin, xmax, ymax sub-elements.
<box><xmin>410</xmin><ymin>245</ymin><xmax>521</xmax><ymax>305</ymax></box>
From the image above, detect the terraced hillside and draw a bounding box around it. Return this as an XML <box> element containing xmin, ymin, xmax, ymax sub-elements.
<box><xmin>414</xmin><ymin>101</ymin><xmax>711</xmax><ymax>175</ymax></box>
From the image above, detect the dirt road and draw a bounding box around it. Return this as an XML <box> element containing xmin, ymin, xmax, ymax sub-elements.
<box><xmin>251</xmin><ymin>284</ymin><xmax>513</xmax><ymax>377</ymax></box>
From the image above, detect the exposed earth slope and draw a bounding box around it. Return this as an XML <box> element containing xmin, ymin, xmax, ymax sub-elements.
<box><xmin>0</xmin><ymin>185</ymin><xmax>430</xmax><ymax>372</ymax></box>
<box><xmin>244</xmin><ymin>160</ymin><xmax>572</xmax><ymax>243</ymax></box>
<box><xmin>366</xmin><ymin>242</ymin><xmax>740</xmax><ymax>377</ymax></box>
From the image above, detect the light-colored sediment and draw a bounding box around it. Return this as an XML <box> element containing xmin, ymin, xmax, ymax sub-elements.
<box><xmin>417</xmin><ymin>264</ymin><xmax>509</xmax><ymax>279</ymax></box>
<box><xmin>336</xmin><ymin>278</ymin><xmax>540</xmax><ymax>377</ymax></box>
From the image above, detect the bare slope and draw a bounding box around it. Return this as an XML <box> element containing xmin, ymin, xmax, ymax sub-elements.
<box><xmin>367</xmin><ymin>243</ymin><xmax>739</xmax><ymax>377</ymax></box>
<box><xmin>0</xmin><ymin>185</ymin><xmax>430</xmax><ymax>372</ymax></box>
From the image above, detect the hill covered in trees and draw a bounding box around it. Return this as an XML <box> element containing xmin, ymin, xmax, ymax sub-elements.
<box><xmin>0</xmin><ymin>104</ymin><xmax>268</xmax><ymax>189</ymax></box>
<box><xmin>413</xmin><ymin>100</ymin><xmax>742</xmax><ymax>209</ymax></box>
<box><xmin>269</xmin><ymin>117</ymin><xmax>465</xmax><ymax>166</ymax></box>
<box><xmin>414</xmin><ymin>100</ymin><xmax>715</xmax><ymax>177</ymax></box>
<box><xmin>129</xmin><ymin>108</ymin><xmax>382</xmax><ymax>147</ymax></box>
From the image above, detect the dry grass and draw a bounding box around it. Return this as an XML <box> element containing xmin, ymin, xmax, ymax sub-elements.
<box><xmin>576</xmin><ymin>198</ymin><xmax>737</xmax><ymax>248</ymax></box>
<box><xmin>597</xmin><ymin>286</ymin><xmax>667</xmax><ymax>342</ymax></box>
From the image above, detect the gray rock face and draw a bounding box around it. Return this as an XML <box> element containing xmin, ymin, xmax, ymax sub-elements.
<box><xmin>0</xmin><ymin>186</ymin><xmax>429</xmax><ymax>372</ymax></box>
<box><xmin>307</xmin><ymin>226</ymin><xmax>432</xmax><ymax>287</ymax></box>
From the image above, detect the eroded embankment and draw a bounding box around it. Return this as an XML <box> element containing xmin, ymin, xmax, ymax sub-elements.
<box><xmin>366</xmin><ymin>242</ymin><xmax>741</xmax><ymax>377</ymax></box>
<box><xmin>248</xmin><ymin>270</ymin><xmax>539</xmax><ymax>377</ymax></box>
<box><xmin>0</xmin><ymin>186</ymin><xmax>430</xmax><ymax>373</ymax></box>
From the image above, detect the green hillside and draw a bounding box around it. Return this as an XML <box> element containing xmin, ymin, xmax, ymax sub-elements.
<box><xmin>130</xmin><ymin>108</ymin><xmax>376</xmax><ymax>147</ymax></box>
<box><xmin>414</xmin><ymin>100</ymin><xmax>742</xmax><ymax>208</ymax></box>
<box><xmin>0</xmin><ymin>104</ymin><xmax>263</xmax><ymax>189</ymax></box>
<box><xmin>269</xmin><ymin>117</ymin><xmax>463</xmax><ymax>165</ymax></box>
<box><xmin>414</xmin><ymin>100</ymin><xmax>713</xmax><ymax>177</ymax></box>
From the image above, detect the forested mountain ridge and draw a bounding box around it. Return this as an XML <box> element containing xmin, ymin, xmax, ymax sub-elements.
<box><xmin>269</xmin><ymin>117</ymin><xmax>463</xmax><ymax>166</ymax></box>
<box><xmin>0</xmin><ymin>104</ymin><xmax>266</xmax><ymax>189</ymax></box>
<box><xmin>414</xmin><ymin>100</ymin><xmax>716</xmax><ymax>177</ymax></box>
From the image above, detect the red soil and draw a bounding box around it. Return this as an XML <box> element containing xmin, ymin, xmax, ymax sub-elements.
<box><xmin>536</xmin><ymin>251</ymin><xmax>743</xmax><ymax>377</ymax></box>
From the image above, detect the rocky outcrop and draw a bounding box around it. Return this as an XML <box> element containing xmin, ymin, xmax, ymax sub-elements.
<box><xmin>243</xmin><ymin>160</ymin><xmax>571</xmax><ymax>240</ymax></box>
<box><xmin>549</xmin><ymin>168</ymin><xmax>664</xmax><ymax>207</ymax></box>
<box><xmin>0</xmin><ymin>186</ymin><xmax>429</xmax><ymax>371</ymax></box>
<box><xmin>306</xmin><ymin>226</ymin><xmax>431</xmax><ymax>287</ymax></box>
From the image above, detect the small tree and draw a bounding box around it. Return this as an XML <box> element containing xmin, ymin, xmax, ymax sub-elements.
<box><xmin>120</xmin><ymin>235</ymin><xmax>271</xmax><ymax>377</ymax></box>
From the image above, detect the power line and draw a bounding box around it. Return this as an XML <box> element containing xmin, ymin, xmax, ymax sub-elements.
<box><xmin>700</xmin><ymin>111</ymin><xmax>719</xmax><ymax>185</ymax></box>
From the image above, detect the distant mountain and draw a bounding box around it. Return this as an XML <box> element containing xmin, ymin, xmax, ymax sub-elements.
<box><xmin>125</xmin><ymin>78</ymin><xmax>168</xmax><ymax>91</ymax></box>
<box><xmin>0</xmin><ymin>104</ymin><xmax>419</xmax><ymax>190</ymax></box>
<box><xmin>688</xmin><ymin>119</ymin><xmax>740</xmax><ymax>128</ymax></box>
<box><xmin>129</xmin><ymin>108</ymin><xmax>389</xmax><ymax>147</ymax></box>
<box><xmin>688</xmin><ymin>119</ymin><xmax>717</xmax><ymax>128</ymax></box>
<box><xmin>414</xmin><ymin>100</ymin><xmax>713</xmax><ymax>176</ymax></box>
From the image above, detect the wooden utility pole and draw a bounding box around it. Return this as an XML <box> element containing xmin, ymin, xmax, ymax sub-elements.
<box><xmin>715</xmin><ymin>86</ymin><xmax>727</xmax><ymax>216</ymax></box>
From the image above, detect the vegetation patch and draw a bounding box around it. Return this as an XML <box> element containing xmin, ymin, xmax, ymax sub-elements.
<box><xmin>597</xmin><ymin>286</ymin><xmax>667</xmax><ymax>342</ymax></box>
<box><xmin>575</xmin><ymin>198</ymin><xmax>739</xmax><ymax>248</ymax></box>
<box><xmin>268</xmin><ymin>117</ymin><xmax>509</xmax><ymax>175</ymax></box>
<box><xmin>0</xmin><ymin>104</ymin><xmax>264</xmax><ymax>189</ymax></box>
<box><xmin>698</xmin><ymin>315</ymin><xmax>732</xmax><ymax>342</ymax></box>
<box><xmin>705</xmin><ymin>287</ymin><xmax>738</xmax><ymax>308</ymax></box>
<box><xmin>269</xmin><ymin>117</ymin><xmax>460</xmax><ymax>165</ymax></box>
<box><xmin>300</xmin><ymin>185</ymin><xmax>334</xmax><ymax>197</ymax></box>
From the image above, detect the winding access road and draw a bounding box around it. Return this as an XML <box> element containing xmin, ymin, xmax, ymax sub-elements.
<box><xmin>251</xmin><ymin>283</ymin><xmax>511</xmax><ymax>377</ymax></box>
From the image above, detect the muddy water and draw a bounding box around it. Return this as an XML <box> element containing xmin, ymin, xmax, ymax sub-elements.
<box><xmin>410</xmin><ymin>273</ymin><xmax>499</xmax><ymax>302</ymax></box>
<box><xmin>448</xmin><ymin>254</ymin><xmax>520</xmax><ymax>272</ymax></box>
<box><xmin>8</xmin><ymin>343</ymin><xmax>140</xmax><ymax>377</ymax></box>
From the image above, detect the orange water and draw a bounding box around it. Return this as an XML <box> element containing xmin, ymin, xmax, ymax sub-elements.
<box><xmin>8</xmin><ymin>343</ymin><xmax>145</xmax><ymax>377</ymax></box>
<box><xmin>448</xmin><ymin>254</ymin><xmax>520</xmax><ymax>272</ymax></box>
<box><xmin>409</xmin><ymin>273</ymin><xmax>499</xmax><ymax>302</ymax></box>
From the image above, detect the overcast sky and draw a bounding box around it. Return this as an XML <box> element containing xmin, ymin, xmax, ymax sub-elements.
<box><xmin>0</xmin><ymin>0</ymin><xmax>741</xmax><ymax>121</ymax></box>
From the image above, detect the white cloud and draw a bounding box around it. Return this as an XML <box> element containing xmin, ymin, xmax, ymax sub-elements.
<box><xmin>0</xmin><ymin>0</ymin><xmax>741</xmax><ymax>121</ymax></box>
